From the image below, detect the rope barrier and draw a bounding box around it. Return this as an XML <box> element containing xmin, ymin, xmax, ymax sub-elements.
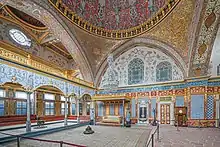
<box><xmin>0</xmin><ymin>131</ymin><xmax>86</xmax><ymax>147</ymax></box>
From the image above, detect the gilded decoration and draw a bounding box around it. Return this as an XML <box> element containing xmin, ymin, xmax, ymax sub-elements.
<box><xmin>144</xmin><ymin>0</ymin><xmax>194</xmax><ymax>61</ymax></box>
<box><xmin>190</xmin><ymin>0</ymin><xmax>220</xmax><ymax>77</ymax></box>
<box><xmin>72</xmin><ymin>25</ymin><xmax>125</xmax><ymax>71</ymax></box>
<box><xmin>48</xmin><ymin>0</ymin><xmax>181</xmax><ymax>39</ymax></box>
<box><xmin>0</xmin><ymin>0</ymin><xmax>93</xmax><ymax>81</ymax></box>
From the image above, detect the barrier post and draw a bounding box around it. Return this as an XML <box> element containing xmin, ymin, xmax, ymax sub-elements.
<box><xmin>151</xmin><ymin>134</ymin><xmax>154</xmax><ymax>147</ymax></box>
<box><xmin>157</xmin><ymin>124</ymin><xmax>159</xmax><ymax>141</ymax></box>
<box><xmin>17</xmin><ymin>136</ymin><xmax>20</xmax><ymax>147</ymax></box>
<box><xmin>60</xmin><ymin>141</ymin><xmax>63</xmax><ymax>147</ymax></box>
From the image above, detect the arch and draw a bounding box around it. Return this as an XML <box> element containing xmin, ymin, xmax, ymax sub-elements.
<box><xmin>33</xmin><ymin>84</ymin><xmax>65</xmax><ymax>95</ymax></box>
<box><xmin>0</xmin><ymin>0</ymin><xmax>93</xmax><ymax>82</ymax></box>
<box><xmin>95</xmin><ymin>37</ymin><xmax>187</xmax><ymax>87</ymax></box>
<box><xmin>128</xmin><ymin>58</ymin><xmax>144</xmax><ymax>85</ymax></box>
<box><xmin>156</xmin><ymin>61</ymin><xmax>172</xmax><ymax>82</ymax></box>
<box><xmin>80</xmin><ymin>93</ymin><xmax>92</xmax><ymax>102</ymax></box>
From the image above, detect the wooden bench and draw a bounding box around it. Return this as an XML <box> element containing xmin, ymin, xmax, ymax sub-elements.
<box><xmin>0</xmin><ymin>115</ymin><xmax>36</xmax><ymax>126</ymax></box>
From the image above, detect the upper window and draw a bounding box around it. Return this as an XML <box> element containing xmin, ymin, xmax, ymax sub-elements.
<box><xmin>128</xmin><ymin>58</ymin><xmax>144</xmax><ymax>85</ymax></box>
<box><xmin>15</xmin><ymin>91</ymin><xmax>27</xmax><ymax>99</ymax></box>
<box><xmin>156</xmin><ymin>61</ymin><xmax>172</xmax><ymax>82</ymax></box>
<box><xmin>217</xmin><ymin>64</ymin><xmax>220</xmax><ymax>76</ymax></box>
<box><xmin>44</xmin><ymin>93</ymin><xmax>55</xmax><ymax>100</ymax></box>
<box><xmin>9</xmin><ymin>29</ymin><xmax>31</xmax><ymax>47</ymax></box>
<box><xmin>0</xmin><ymin>89</ymin><xmax>5</xmax><ymax>97</ymax></box>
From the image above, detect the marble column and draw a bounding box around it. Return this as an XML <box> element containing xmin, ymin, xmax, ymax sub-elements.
<box><xmin>76</xmin><ymin>98</ymin><xmax>80</xmax><ymax>123</ymax></box>
<box><xmin>64</xmin><ymin>96</ymin><xmax>68</xmax><ymax>126</ymax></box>
<box><xmin>170</xmin><ymin>101</ymin><xmax>175</xmax><ymax>125</ymax></box>
<box><xmin>90</xmin><ymin>101</ymin><xmax>95</xmax><ymax>125</ymax></box>
<box><xmin>26</xmin><ymin>91</ymin><xmax>31</xmax><ymax>132</ymax></box>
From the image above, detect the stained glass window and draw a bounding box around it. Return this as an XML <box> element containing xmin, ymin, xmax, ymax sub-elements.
<box><xmin>217</xmin><ymin>64</ymin><xmax>220</xmax><ymax>76</ymax></box>
<box><xmin>9</xmin><ymin>29</ymin><xmax>31</xmax><ymax>47</ymax></box>
<box><xmin>156</xmin><ymin>61</ymin><xmax>172</xmax><ymax>82</ymax></box>
<box><xmin>128</xmin><ymin>58</ymin><xmax>144</xmax><ymax>85</ymax></box>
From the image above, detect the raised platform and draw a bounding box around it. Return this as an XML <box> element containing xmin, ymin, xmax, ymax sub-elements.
<box><xmin>0</xmin><ymin>120</ymin><xmax>89</xmax><ymax>144</ymax></box>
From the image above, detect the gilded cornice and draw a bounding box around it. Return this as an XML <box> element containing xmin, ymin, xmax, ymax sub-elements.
<box><xmin>48</xmin><ymin>0</ymin><xmax>181</xmax><ymax>39</ymax></box>
<box><xmin>143</xmin><ymin>0</ymin><xmax>194</xmax><ymax>62</ymax></box>
<box><xmin>0</xmin><ymin>41</ymin><xmax>94</xmax><ymax>88</ymax></box>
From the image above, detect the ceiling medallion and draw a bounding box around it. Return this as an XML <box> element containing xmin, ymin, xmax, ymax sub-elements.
<box><xmin>48</xmin><ymin>0</ymin><xmax>181</xmax><ymax>39</ymax></box>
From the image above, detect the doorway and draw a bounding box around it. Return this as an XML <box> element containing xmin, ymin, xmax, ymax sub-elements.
<box><xmin>160</xmin><ymin>104</ymin><xmax>170</xmax><ymax>124</ymax></box>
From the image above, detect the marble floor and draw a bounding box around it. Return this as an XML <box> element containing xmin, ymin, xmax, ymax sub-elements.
<box><xmin>0</xmin><ymin>120</ymin><xmax>77</xmax><ymax>139</ymax></box>
<box><xmin>155</xmin><ymin>125</ymin><xmax>220</xmax><ymax>147</ymax></box>
<box><xmin>2</xmin><ymin>125</ymin><xmax>152</xmax><ymax>147</ymax></box>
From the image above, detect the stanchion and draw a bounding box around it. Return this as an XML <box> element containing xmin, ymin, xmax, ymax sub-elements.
<box><xmin>157</xmin><ymin>124</ymin><xmax>159</xmax><ymax>141</ymax></box>
<box><xmin>151</xmin><ymin>134</ymin><xmax>154</xmax><ymax>147</ymax></box>
<box><xmin>60</xmin><ymin>141</ymin><xmax>63</xmax><ymax>147</ymax></box>
<box><xmin>17</xmin><ymin>136</ymin><xmax>20</xmax><ymax>147</ymax></box>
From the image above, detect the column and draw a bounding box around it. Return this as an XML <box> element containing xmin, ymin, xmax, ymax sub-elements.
<box><xmin>64</xmin><ymin>96</ymin><xmax>68</xmax><ymax>126</ymax></box>
<box><xmin>170</xmin><ymin>100</ymin><xmax>175</xmax><ymax>125</ymax></box>
<box><xmin>90</xmin><ymin>101</ymin><xmax>95</xmax><ymax>125</ymax></box>
<box><xmin>216</xmin><ymin>95</ymin><xmax>219</xmax><ymax>127</ymax></box>
<box><xmin>26</xmin><ymin>91</ymin><xmax>31</xmax><ymax>132</ymax></box>
<box><xmin>147</xmin><ymin>102</ymin><xmax>149</xmax><ymax>124</ymax></box>
<box><xmin>76</xmin><ymin>98</ymin><xmax>80</xmax><ymax>123</ymax></box>
<box><xmin>122</xmin><ymin>99</ymin><xmax>125</xmax><ymax>126</ymax></box>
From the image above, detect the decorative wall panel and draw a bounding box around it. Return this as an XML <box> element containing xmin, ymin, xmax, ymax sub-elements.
<box><xmin>0</xmin><ymin>60</ymin><xmax>94</xmax><ymax>96</ymax></box>
<box><xmin>191</xmin><ymin>95</ymin><xmax>204</xmax><ymax>119</ymax></box>
<box><xmin>131</xmin><ymin>98</ymin><xmax>136</xmax><ymax>117</ymax></box>
<box><xmin>175</xmin><ymin>96</ymin><xmax>184</xmax><ymax>106</ymax></box>
<box><xmin>206</xmin><ymin>95</ymin><xmax>214</xmax><ymax>119</ymax></box>
<box><xmin>100</xmin><ymin>47</ymin><xmax>183</xmax><ymax>87</ymax></box>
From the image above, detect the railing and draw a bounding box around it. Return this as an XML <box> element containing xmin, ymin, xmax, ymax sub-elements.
<box><xmin>146</xmin><ymin>124</ymin><xmax>160</xmax><ymax>147</ymax></box>
<box><xmin>0</xmin><ymin>132</ymin><xmax>86</xmax><ymax>147</ymax></box>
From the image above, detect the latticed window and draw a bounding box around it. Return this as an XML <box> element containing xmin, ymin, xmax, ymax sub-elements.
<box><xmin>16</xmin><ymin>101</ymin><xmax>27</xmax><ymax>115</ymax></box>
<box><xmin>217</xmin><ymin>64</ymin><xmax>220</xmax><ymax>76</ymax></box>
<box><xmin>128</xmin><ymin>58</ymin><xmax>144</xmax><ymax>85</ymax></box>
<box><xmin>156</xmin><ymin>61</ymin><xmax>172</xmax><ymax>82</ymax></box>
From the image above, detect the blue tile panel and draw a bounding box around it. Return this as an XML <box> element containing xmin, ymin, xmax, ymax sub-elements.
<box><xmin>206</xmin><ymin>95</ymin><xmax>214</xmax><ymax>119</ymax></box>
<box><xmin>191</xmin><ymin>95</ymin><xmax>204</xmax><ymax>119</ymax></box>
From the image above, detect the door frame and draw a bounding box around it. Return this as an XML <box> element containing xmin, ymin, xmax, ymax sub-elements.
<box><xmin>158</xmin><ymin>101</ymin><xmax>174</xmax><ymax>125</ymax></box>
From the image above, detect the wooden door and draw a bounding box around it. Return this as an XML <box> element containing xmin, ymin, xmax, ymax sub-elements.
<box><xmin>160</xmin><ymin>104</ymin><xmax>170</xmax><ymax>124</ymax></box>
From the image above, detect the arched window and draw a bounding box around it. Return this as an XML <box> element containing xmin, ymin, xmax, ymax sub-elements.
<box><xmin>128</xmin><ymin>58</ymin><xmax>144</xmax><ymax>85</ymax></box>
<box><xmin>156</xmin><ymin>61</ymin><xmax>172</xmax><ymax>82</ymax></box>
<box><xmin>217</xmin><ymin>64</ymin><xmax>220</xmax><ymax>76</ymax></box>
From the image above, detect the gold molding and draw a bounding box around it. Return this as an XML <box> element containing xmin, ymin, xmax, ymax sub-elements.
<box><xmin>4</xmin><ymin>6</ymin><xmax>48</xmax><ymax>31</ymax></box>
<box><xmin>48</xmin><ymin>0</ymin><xmax>181</xmax><ymax>39</ymax></box>
<box><xmin>0</xmin><ymin>42</ymin><xmax>94</xmax><ymax>88</ymax></box>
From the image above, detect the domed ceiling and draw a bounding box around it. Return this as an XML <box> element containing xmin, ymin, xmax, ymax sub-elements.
<box><xmin>49</xmin><ymin>0</ymin><xmax>179</xmax><ymax>39</ymax></box>
<box><xmin>62</xmin><ymin>0</ymin><xmax>166</xmax><ymax>30</ymax></box>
